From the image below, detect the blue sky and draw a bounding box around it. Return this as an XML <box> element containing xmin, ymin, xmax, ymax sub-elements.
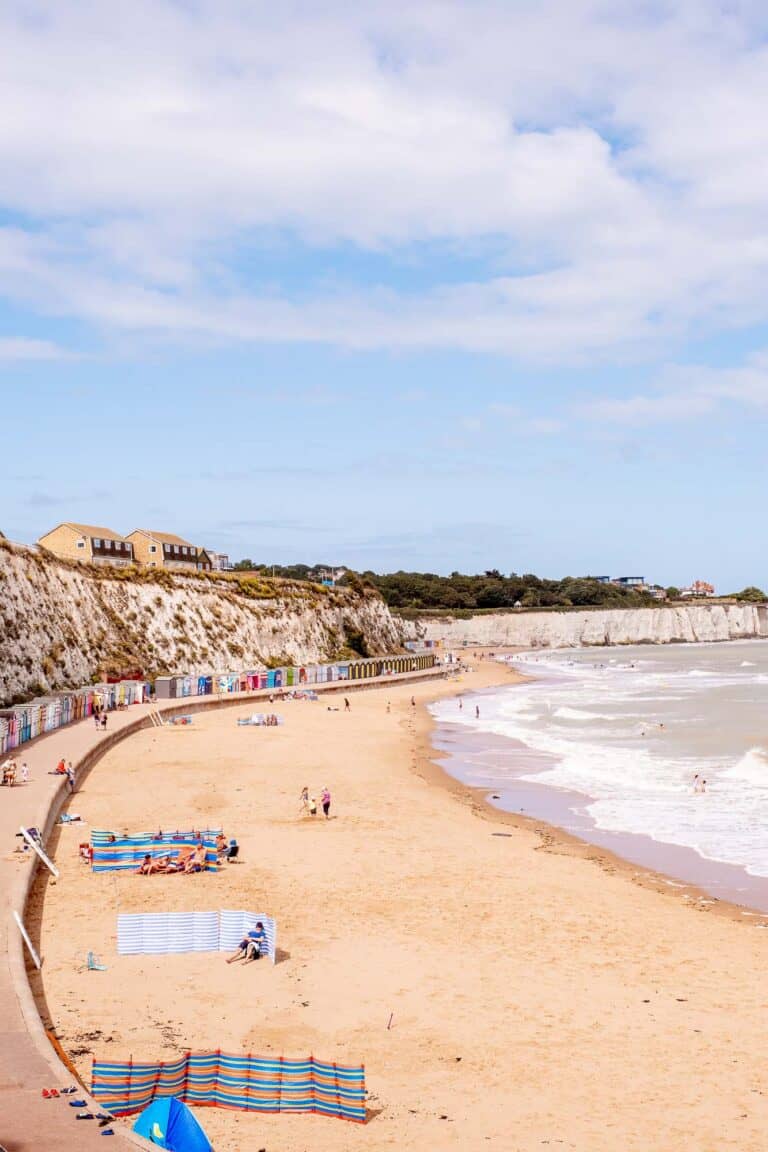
<box><xmin>1</xmin><ymin>1</ymin><xmax>767</xmax><ymax>591</ymax></box>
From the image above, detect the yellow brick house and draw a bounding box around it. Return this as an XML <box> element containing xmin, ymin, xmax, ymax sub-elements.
<box><xmin>126</xmin><ymin>530</ymin><xmax>211</xmax><ymax>572</ymax></box>
<box><xmin>37</xmin><ymin>523</ymin><xmax>136</xmax><ymax>567</ymax></box>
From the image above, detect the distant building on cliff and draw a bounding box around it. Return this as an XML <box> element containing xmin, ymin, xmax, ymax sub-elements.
<box><xmin>126</xmin><ymin>529</ymin><xmax>212</xmax><ymax>572</ymax></box>
<box><xmin>206</xmin><ymin>551</ymin><xmax>232</xmax><ymax>571</ymax></box>
<box><xmin>37</xmin><ymin>523</ymin><xmax>135</xmax><ymax>567</ymax></box>
<box><xmin>680</xmin><ymin>580</ymin><xmax>716</xmax><ymax>598</ymax></box>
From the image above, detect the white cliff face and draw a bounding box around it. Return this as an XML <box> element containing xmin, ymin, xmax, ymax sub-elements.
<box><xmin>413</xmin><ymin>604</ymin><xmax>768</xmax><ymax>649</ymax></box>
<box><xmin>0</xmin><ymin>543</ymin><xmax>404</xmax><ymax>706</ymax></box>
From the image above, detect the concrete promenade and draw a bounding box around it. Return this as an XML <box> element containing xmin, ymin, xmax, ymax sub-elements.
<box><xmin>0</xmin><ymin>667</ymin><xmax>445</xmax><ymax>1151</ymax></box>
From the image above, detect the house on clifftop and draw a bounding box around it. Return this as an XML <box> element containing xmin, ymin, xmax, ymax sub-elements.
<box><xmin>37</xmin><ymin>523</ymin><xmax>135</xmax><ymax>567</ymax></box>
<box><xmin>126</xmin><ymin>529</ymin><xmax>211</xmax><ymax>572</ymax></box>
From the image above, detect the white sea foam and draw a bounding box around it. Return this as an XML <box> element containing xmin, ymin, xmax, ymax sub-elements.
<box><xmin>552</xmin><ymin>706</ymin><xmax>615</xmax><ymax>721</ymax></box>
<box><xmin>433</xmin><ymin>641</ymin><xmax>768</xmax><ymax>878</ymax></box>
<box><xmin>721</xmin><ymin>747</ymin><xmax>768</xmax><ymax>786</ymax></box>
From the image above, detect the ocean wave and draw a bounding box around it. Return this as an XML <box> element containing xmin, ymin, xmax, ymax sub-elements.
<box><xmin>433</xmin><ymin>644</ymin><xmax>768</xmax><ymax>878</ymax></box>
<box><xmin>721</xmin><ymin>747</ymin><xmax>768</xmax><ymax>786</ymax></box>
<box><xmin>552</xmin><ymin>706</ymin><xmax>615</xmax><ymax>721</ymax></box>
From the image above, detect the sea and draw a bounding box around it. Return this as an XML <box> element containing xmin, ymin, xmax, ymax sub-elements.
<box><xmin>430</xmin><ymin>641</ymin><xmax>768</xmax><ymax>911</ymax></box>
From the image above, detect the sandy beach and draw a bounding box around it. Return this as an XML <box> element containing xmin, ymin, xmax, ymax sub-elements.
<box><xmin>28</xmin><ymin>659</ymin><xmax>768</xmax><ymax>1151</ymax></box>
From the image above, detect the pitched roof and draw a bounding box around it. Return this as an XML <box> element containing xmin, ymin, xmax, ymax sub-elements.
<box><xmin>41</xmin><ymin>523</ymin><xmax>130</xmax><ymax>543</ymax></box>
<box><xmin>128</xmin><ymin>529</ymin><xmax>197</xmax><ymax>548</ymax></box>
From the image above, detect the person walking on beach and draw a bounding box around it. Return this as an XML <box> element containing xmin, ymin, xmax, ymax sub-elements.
<box><xmin>475</xmin><ymin>705</ymin><xmax>480</xmax><ymax>719</ymax></box>
<box><xmin>411</xmin><ymin>696</ymin><xmax>416</xmax><ymax>708</ymax></box>
<box><xmin>20</xmin><ymin>761</ymin><xmax>29</xmax><ymax>785</ymax></box>
<box><xmin>65</xmin><ymin>762</ymin><xmax>76</xmax><ymax>793</ymax></box>
<box><xmin>344</xmin><ymin>697</ymin><xmax>350</xmax><ymax>711</ymax></box>
<box><xmin>309</xmin><ymin>795</ymin><xmax>318</xmax><ymax>817</ymax></box>
<box><xmin>299</xmin><ymin>786</ymin><xmax>309</xmax><ymax>814</ymax></box>
<box><xmin>321</xmin><ymin>786</ymin><xmax>331</xmax><ymax>819</ymax></box>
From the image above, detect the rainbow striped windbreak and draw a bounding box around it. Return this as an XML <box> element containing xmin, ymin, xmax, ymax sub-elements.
<box><xmin>90</xmin><ymin>829</ymin><xmax>221</xmax><ymax>872</ymax></box>
<box><xmin>91</xmin><ymin>1052</ymin><xmax>366</xmax><ymax>1122</ymax></box>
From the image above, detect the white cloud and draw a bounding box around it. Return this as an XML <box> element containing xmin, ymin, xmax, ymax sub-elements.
<box><xmin>0</xmin><ymin>336</ymin><xmax>71</xmax><ymax>360</ymax></box>
<box><xmin>578</xmin><ymin>353</ymin><xmax>768</xmax><ymax>426</ymax></box>
<box><xmin>1</xmin><ymin>2</ymin><xmax>768</xmax><ymax>362</ymax></box>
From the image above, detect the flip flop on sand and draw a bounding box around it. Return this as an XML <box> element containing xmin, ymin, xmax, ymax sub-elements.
<box><xmin>100</xmin><ymin>1129</ymin><xmax>114</xmax><ymax>1136</ymax></box>
<box><xmin>60</xmin><ymin>1086</ymin><xmax>78</xmax><ymax>1094</ymax></box>
<box><xmin>42</xmin><ymin>1088</ymin><xmax>59</xmax><ymax>1098</ymax></box>
<box><xmin>68</xmin><ymin>1099</ymin><xmax>87</xmax><ymax>1108</ymax></box>
<box><xmin>76</xmin><ymin>1112</ymin><xmax>95</xmax><ymax>1119</ymax></box>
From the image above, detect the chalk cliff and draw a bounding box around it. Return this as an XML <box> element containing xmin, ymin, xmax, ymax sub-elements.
<box><xmin>413</xmin><ymin>604</ymin><xmax>768</xmax><ymax>649</ymax></box>
<box><xmin>0</xmin><ymin>542</ymin><xmax>404</xmax><ymax>706</ymax></box>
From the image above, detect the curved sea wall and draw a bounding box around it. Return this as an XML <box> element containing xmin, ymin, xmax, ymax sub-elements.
<box><xmin>413</xmin><ymin>604</ymin><xmax>768</xmax><ymax>649</ymax></box>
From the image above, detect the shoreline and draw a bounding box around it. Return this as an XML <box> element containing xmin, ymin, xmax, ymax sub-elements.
<box><xmin>28</xmin><ymin>654</ymin><xmax>768</xmax><ymax>1151</ymax></box>
<box><xmin>416</xmin><ymin>659</ymin><xmax>768</xmax><ymax>928</ymax></box>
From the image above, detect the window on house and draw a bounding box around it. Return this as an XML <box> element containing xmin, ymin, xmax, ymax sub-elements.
<box><xmin>173</xmin><ymin>545</ymin><xmax>179</xmax><ymax>553</ymax></box>
<box><xmin>77</xmin><ymin>540</ymin><xmax>85</xmax><ymax>549</ymax></box>
<box><xmin>149</xmin><ymin>544</ymin><xmax>157</xmax><ymax>553</ymax></box>
<box><xmin>93</xmin><ymin>538</ymin><xmax>101</xmax><ymax>547</ymax></box>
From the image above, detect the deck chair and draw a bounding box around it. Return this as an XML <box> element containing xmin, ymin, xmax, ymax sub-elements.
<box><xmin>87</xmin><ymin>951</ymin><xmax>107</xmax><ymax>971</ymax></box>
<box><xmin>226</xmin><ymin>844</ymin><xmax>240</xmax><ymax>863</ymax></box>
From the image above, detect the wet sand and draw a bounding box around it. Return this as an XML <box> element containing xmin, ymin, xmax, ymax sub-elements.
<box><xmin>29</xmin><ymin>658</ymin><xmax>768</xmax><ymax>1151</ymax></box>
<box><xmin>432</xmin><ymin>722</ymin><xmax>768</xmax><ymax>913</ymax></box>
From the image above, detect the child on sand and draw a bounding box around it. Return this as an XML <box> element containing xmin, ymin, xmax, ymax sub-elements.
<box><xmin>309</xmin><ymin>796</ymin><xmax>318</xmax><ymax>817</ymax></box>
<box><xmin>299</xmin><ymin>786</ymin><xmax>309</xmax><ymax>814</ymax></box>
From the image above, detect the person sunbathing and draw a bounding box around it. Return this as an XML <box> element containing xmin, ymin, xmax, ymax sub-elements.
<box><xmin>137</xmin><ymin>854</ymin><xmax>165</xmax><ymax>875</ymax></box>
<box><xmin>182</xmin><ymin>843</ymin><xmax>207</xmax><ymax>873</ymax></box>
<box><xmin>173</xmin><ymin>846</ymin><xmax>195</xmax><ymax>871</ymax></box>
<box><xmin>215</xmin><ymin>833</ymin><xmax>228</xmax><ymax>860</ymax></box>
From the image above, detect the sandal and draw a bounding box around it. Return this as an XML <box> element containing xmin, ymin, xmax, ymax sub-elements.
<box><xmin>69</xmin><ymin>1099</ymin><xmax>87</xmax><ymax>1108</ymax></box>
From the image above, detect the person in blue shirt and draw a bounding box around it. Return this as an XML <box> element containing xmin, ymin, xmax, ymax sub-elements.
<box><xmin>226</xmin><ymin>922</ymin><xmax>267</xmax><ymax>963</ymax></box>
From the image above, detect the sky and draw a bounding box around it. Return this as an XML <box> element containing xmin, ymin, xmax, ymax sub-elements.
<box><xmin>1</xmin><ymin>0</ymin><xmax>767</xmax><ymax>591</ymax></box>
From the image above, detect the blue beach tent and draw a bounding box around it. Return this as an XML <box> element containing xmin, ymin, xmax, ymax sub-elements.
<box><xmin>132</xmin><ymin>1097</ymin><xmax>212</xmax><ymax>1151</ymax></box>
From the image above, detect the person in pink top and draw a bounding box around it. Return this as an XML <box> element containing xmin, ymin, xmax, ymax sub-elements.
<box><xmin>321</xmin><ymin>787</ymin><xmax>331</xmax><ymax>819</ymax></box>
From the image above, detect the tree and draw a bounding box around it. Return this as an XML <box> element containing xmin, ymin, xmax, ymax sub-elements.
<box><xmin>733</xmin><ymin>586</ymin><xmax>767</xmax><ymax>602</ymax></box>
<box><xmin>232</xmin><ymin>558</ymin><xmax>257</xmax><ymax>570</ymax></box>
<box><xmin>666</xmin><ymin>586</ymin><xmax>680</xmax><ymax>599</ymax></box>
